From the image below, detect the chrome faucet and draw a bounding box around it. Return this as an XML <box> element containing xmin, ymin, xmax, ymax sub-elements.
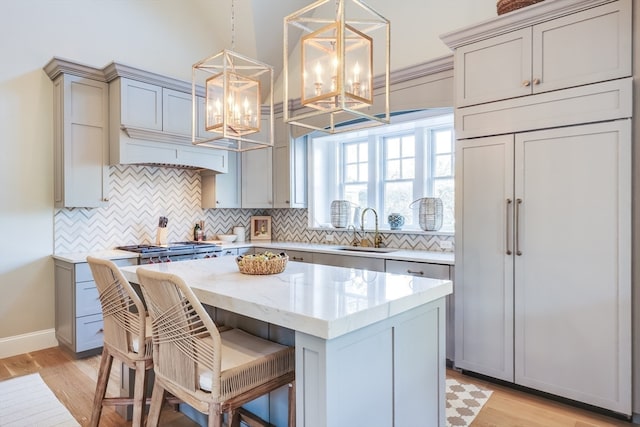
<box><xmin>360</xmin><ymin>208</ymin><xmax>383</xmax><ymax>248</ymax></box>
<box><xmin>347</xmin><ymin>225</ymin><xmax>360</xmax><ymax>246</ymax></box>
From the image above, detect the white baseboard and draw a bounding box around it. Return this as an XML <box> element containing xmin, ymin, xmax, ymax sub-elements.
<box><xmin>0</xmin><ymin>329</ymin><xmax>58</xmax><ymax>359</ymax></box>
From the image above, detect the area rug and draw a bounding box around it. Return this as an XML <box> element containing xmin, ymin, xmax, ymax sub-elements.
<box><xmin>446</xmin><ymin>378</ymin><xmax>493</xmax><ymax>426</ymax></box>
<box><xmin>0</xmin><ymin>373</ymin><xmax>79</xmax><ymax>426</ymax></box>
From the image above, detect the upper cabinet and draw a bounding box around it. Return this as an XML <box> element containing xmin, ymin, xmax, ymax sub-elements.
<box><xmin>105</xmin><ymin>62</ymin><xmax>227</xmax><ymax>172</ymax></box>
<box><xmin>273</xmin><ymin>115</ymin><xmax>307</xmax><ymax>209</ymax></box>
<box><xmin>45</xmin><ymin>59</ymin><xmax>110</xmax><ymax>208</ymax></box>
<box><xmin>448</xmin><ymin>0</ymin><xmax>631</xmax><ymax>107</ymax></box>
<box><xmin>201</xmin><ymin>151</ymin><xmax>241</xmax><ymax>209</ymax></box>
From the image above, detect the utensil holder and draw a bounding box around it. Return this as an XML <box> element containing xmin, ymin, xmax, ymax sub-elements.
<box><xmin>156</xmin><ymin>227</ymin><xmax>168</xmax><ymax>245</ymax></box>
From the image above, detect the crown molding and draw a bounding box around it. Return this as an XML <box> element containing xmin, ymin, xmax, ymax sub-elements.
<box><xmin>440</xmin><ymin>0</ymin><xmax>618</xmax><ymax>49</ymax></box>
<box><xmin>43</xmin><ymin>57</ymin><xmax>106</xmax><ymax>82</ymax></box>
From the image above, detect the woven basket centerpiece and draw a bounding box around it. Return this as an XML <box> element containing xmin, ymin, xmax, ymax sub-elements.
<box><xmin>236</xmin><ymin>252</ymin><xmax>288</xmax><ymax>275</ymax></box>
<box><xmin>497</xmin><ymin>0</ymin><xmax>544</xmax><ymax>15</ymax></box>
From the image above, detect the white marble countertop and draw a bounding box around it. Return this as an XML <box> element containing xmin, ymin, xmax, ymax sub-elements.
<box><xmin>53</xmin><ymin>241</ymin><xmax>454</xmax><ymax>265</ymax></box>
<box><xmin>120</xmin><ymin>256</ymin><xmax>452</xmax><ymax>340</ymax></box>
<box><xmin>52</xmin><ymin>249</ymin><xmax>139</xmax><ymax>263</ymax></box>
<box><xmin>214</xmin><ymin>241</ymin><xmax>455</xmax><ymax>265</ymax></box>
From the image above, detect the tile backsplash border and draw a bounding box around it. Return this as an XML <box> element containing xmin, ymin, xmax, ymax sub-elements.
<box><xmin>54</xmin><ymin>165</ymin><xmax>454</xmax><ymax>254</ymax></box>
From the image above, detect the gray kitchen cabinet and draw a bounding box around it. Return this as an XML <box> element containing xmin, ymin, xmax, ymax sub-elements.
<box><xmin>313</xmin><ymin>253</ymin><xmax>385</xmax><ymax>272</ymax></box>
<box><xmin>447</xmin><ymin>0</ymin><xmax>631</xmax><ymax>108</ymax></box>
<box><xmin>201</xmin><ymin>146</ymin><xmax>273</xmax><ymax>209</ymax></box>
<box><xmin>106</xmin><ymin>64</ymin><xmax>227</xmax><ymax>171</ymax></box>
<box><xmin>273</xmin><ymin>116</ymin><xmax>307</xmax><ymax>209</ymax></box>
<box><xmin>47</xmin><ymin>69</ymin><xmax>109</xmax><ymax>208</ymax></box>
<box><xmin>242</xmin><ymin>146</ymin><xmax>273</xmax><ymax>208</ymax></box>
<box><xmin>283</xmin><ymin>250</ymin><xmax>313</xmax><ymax>263</ymax></box>
<box><xmin>219</xmin><ymin>247</ymin><xmax>251</xmax><ymax>257</ymax></box>
<box><xmin>201</xmin><ymin>151</ymin><xmax>241</xmax><ymax>209</ymax></box>
<box><xmin>54</xmin><ymin>257</ymin><xmax>137</xmax><ymax>357</ymax></box>
<box><xmin>385</xmin><ymin>260</ymin><xmax>454</xmax><ymax>362</ymax></box>
<box><xmin>456</xmin><ymin>123</ymin><xmax>631</xmax><ymax>412</ymax></box>
<box><xmin>446</xmin><ymin>0</ymin><xmax>632</xmax><ymax>415</ymax></box>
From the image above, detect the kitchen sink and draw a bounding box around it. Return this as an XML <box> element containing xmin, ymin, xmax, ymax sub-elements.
<box><xmin>336</xmin><ymin>246</ymin><xmax>398</xmax><ymax>254</ymax></box>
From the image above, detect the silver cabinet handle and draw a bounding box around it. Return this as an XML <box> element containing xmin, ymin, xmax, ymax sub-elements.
<box><xmin>515</xmin><ymin>198</ymin><xmax>523</xmax><ymax>256</ymax></box>
<box><xmin>407</xmin><ymin>270</ymin><xmax>424</xmax><ymax>276</ymax></box>
<box><xmin>506</xmin><ymin>199</ymin><xmax>512</xmax><ymax>255</ymax></box>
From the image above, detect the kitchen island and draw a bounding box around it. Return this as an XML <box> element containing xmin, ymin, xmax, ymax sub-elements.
<box><xmin>120</xmin><ymin>255</ymin><xmax>452</xmax><ymax>427</ymax></box>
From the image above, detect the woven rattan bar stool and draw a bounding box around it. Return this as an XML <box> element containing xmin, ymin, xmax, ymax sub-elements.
<box><xmin>87</xmin><ymin>256</ymin><xmax>154</xmax><ymax>427</ymax></box>
<box><xmin>136</xmin><ymin>268</ymin><xmax>296</xmax><ymax>427</ymax></box>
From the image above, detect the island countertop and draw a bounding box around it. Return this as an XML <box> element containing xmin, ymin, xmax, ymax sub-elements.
<box><xmin>120</xmin><ymin>256</ymin><xmax>452</xmax><ymax>340</ymax></box>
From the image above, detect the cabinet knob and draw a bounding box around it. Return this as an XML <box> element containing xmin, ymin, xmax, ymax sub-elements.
<box><xmin>216</xmin><ymin>201</ymin><xmax>220</xmax><ymax>204</ymax></box>
<box><xmin>522</xmin><ymin>80</ymin><xmax>531</xmax><ymax>87</ymax></box>
<box><xmin>532</xmin><ymin>78</ymin><xmax>541</xmax><ymax>85</ymax></box>
<box><xmin>102</xmin><ymin>198</ymin><xmax>109</xmax><ymax>202</ymax></box>
<box><xmin>286</xmin><ymin>200</ymin><xmax>290</xmax><ymax>204</ymax></box>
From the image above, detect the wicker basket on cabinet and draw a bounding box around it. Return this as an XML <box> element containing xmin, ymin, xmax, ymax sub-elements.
<box><xmin>497</xmin><ymin>0</ymin><xmax>544</xmax><ymax>15</ymax></box>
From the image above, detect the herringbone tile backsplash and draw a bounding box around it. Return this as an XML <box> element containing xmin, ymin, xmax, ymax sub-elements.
<box><xmin>54</xmin><ymin>165</ymin><xmax>454</xmax><ymax>254</ymax></box>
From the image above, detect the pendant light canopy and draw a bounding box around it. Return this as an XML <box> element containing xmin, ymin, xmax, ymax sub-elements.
<box><xmin>192</xmin><ymin>1</ymin><xmax>274</xmax><ymax>151</ymax></box>
<box><xmin>284</xmin><ymin>0</ymin><xmax>390</xmax><ymax>134</ymax></box>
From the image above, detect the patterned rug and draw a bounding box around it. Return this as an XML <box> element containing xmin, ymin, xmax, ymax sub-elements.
<box><xmin>446</xmin><ymin>378</ymin><xmax>493</xmax><ymax>426</ymax></box>
<box><xmin>0</xmin><ymin>373</ymin><xmax>79</xmax><ymax>426</ymax></box>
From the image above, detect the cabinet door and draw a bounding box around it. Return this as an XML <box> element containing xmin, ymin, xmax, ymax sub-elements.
<box><xmin>273</xmin><ymin>136</ymin><xmax>308</xmax><ymax>209</ymax></box>
<box><xmin>57</xmin><ymin>75</ymin><xmax>109</xmax><ymax>208</ymax></box>
<box><xmin>455</xmin><ymin>134</ymin><xmax>514</xmax><ymax>381</ymax></box>
<box><xmin>513</xmin><ymin>121</ymin><xmax>631</xmax><ymax>414</ymax></box>
<box><xmin>455</xmin><ymin>28</ymin><xmax>532</xmax><ymax>107</ymax></box>
<box><xmin>162</xmin><ymin>88</ymin><xmax>192</xmax><ymax>136</ymax></box>
<box><xmin>242</xmin><ymin>147</ymin><xmax>273</xmax><ymax>208</ymax></box>
<box><xmin>201</xmin><ymin>151</ymin><xmax>241</xmax><ymax>208</ymax></box>
<box><xmin>119</xmin><ymin>78</ymin><xmax>162</xmax><ymax>130</ymax></box>
<box><xmin>532</xmin><ymin>0</ymin><xmax>631</xmax><ymax>95</ymax></box>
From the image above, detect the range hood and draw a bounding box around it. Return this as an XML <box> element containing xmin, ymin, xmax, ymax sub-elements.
<box><xmin>44</xmin><ymin>57</ymin><xmax>228</xmax><ymax>173</ymax></box>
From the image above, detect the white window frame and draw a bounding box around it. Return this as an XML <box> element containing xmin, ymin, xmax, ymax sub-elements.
<box><xmin>307</xmin><ymin>109</ymin><xmax>454</xmax><ymax>232</ymax></box>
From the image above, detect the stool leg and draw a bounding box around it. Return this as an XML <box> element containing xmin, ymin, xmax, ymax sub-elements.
<box><xmin>90</xmin><ymin>348</ymin><xmax>113</xmax><ymax>427</ymax></box>
<box><xmin>131</xmin><ymin>361</ymin><xmax>147</xmax><ymax>427</ymax></box>
<box><xmin>288</xmin><ymin>381</ymin><xmax>296</xmax><ymax>427</ymax></box>
<box><xmin>145</xmin><ymin>380</ymin><xmax>165</xmax><ymax>427</ymax></box>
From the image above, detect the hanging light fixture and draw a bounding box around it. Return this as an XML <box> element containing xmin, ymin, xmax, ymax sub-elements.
<box><xmin>284</xmin><ymin>0</ymin><xmax>390</xmax><ymax>134</ymax></box>
<box><xmin>192</xmin><ymin>0</ymin><xmax>274</xmax><ymax>151</ymax></box>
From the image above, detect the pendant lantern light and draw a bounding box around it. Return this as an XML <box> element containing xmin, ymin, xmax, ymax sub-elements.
<box><xmin>192</xmin><ymin>0</ymin><xmax>274</xmax><ymax>151</ymax></box>
<box><xmin>284</xmin><ymin>0</ymin><xmax>390</xmax><ymax>134</ymax></box>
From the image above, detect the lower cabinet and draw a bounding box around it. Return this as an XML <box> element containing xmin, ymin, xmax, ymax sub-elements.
<box><xmin>219</xmin><ymin>247</ymin><xmax>252</xmax><ymax>257</ymax></box>
<box><xmin>313</xmin><ymin>253</ymin><xmax>385</xmax><ymax>272</ymax></box>
<box><xmin>385</xmin><ymin>260</ymin><xmax>454</xmax><ymax>363</ymax></box>
<box><xmin>54</xmin><ymin>257</ymin><xmax>137</xmax><ymax>357</ymax></box>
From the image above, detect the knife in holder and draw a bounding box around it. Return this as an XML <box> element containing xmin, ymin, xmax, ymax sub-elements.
<box><xmin>156</xmin><ymin>216</ymin><xmax>168</xmax><ymax>245</ymax></box>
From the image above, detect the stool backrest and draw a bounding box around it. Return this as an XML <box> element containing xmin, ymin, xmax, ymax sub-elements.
<box><xmin>136</xmin><ymin>268</ymin><xmax>222</xmax><ymax>399</ymax></box>
<box><xmin>87</xmin><ymin>256</ymin><xmax>150</xmax><ymax>360</ymax></box>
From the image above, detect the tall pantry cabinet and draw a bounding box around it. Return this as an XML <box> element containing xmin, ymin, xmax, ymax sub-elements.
<box><xmin>441</xmin><ymin>0</ymin><xmax>632</xmax><ymax>415</ymax></box>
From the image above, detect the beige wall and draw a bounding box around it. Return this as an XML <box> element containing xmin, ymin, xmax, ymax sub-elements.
<box><xmin>0</xmin><ymin>0</ymin><xmax>495</xmax><ymax>346</ymax></box>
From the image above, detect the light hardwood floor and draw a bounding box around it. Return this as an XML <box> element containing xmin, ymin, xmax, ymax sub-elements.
<box><xmin>0</xmin><ymin>346</ymin><xmax>636</xmax><ymax>426</ymax></box>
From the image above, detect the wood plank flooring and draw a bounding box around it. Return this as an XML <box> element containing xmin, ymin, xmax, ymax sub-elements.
<box><xmin>0</xmin><ymin>346</ymin><xmax>636</xmax><ymax>426</ymax></box>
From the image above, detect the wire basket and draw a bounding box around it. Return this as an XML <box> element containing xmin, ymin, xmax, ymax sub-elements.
<box><xmin>410</xmin><ymin>198</ymin><xmax>443</xmax><ymax>231</ymax></box>
<box><xmin>497</xmin><ymin>0</ymin><xmax>544</xmax><ymax>15</ymax></box>
<box><xmin>236</xmin><ymin>253</ymin><xmax>288</xmax><ymax>275</ymax></box>
<box><xmin>330</xmin><ymin>200</ymin><xmax>351</xmax><ymax>228</ymax></box>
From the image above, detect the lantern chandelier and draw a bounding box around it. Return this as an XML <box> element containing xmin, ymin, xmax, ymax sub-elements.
<box><xmin>284</xmin><ymin>0</ymin><xmax>390</xmax><ymax>134</ymax></box>
<box><xmin>192</xmin><ymin>0</ymin><xmax>274</xmax><ymax>151</ymax></box>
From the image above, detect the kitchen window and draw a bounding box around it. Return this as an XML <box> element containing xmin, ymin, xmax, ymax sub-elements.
<box><xmin>308</xmin><ymin>109</ymin><xmax>454</xmax><ymax>232</ymax></box>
